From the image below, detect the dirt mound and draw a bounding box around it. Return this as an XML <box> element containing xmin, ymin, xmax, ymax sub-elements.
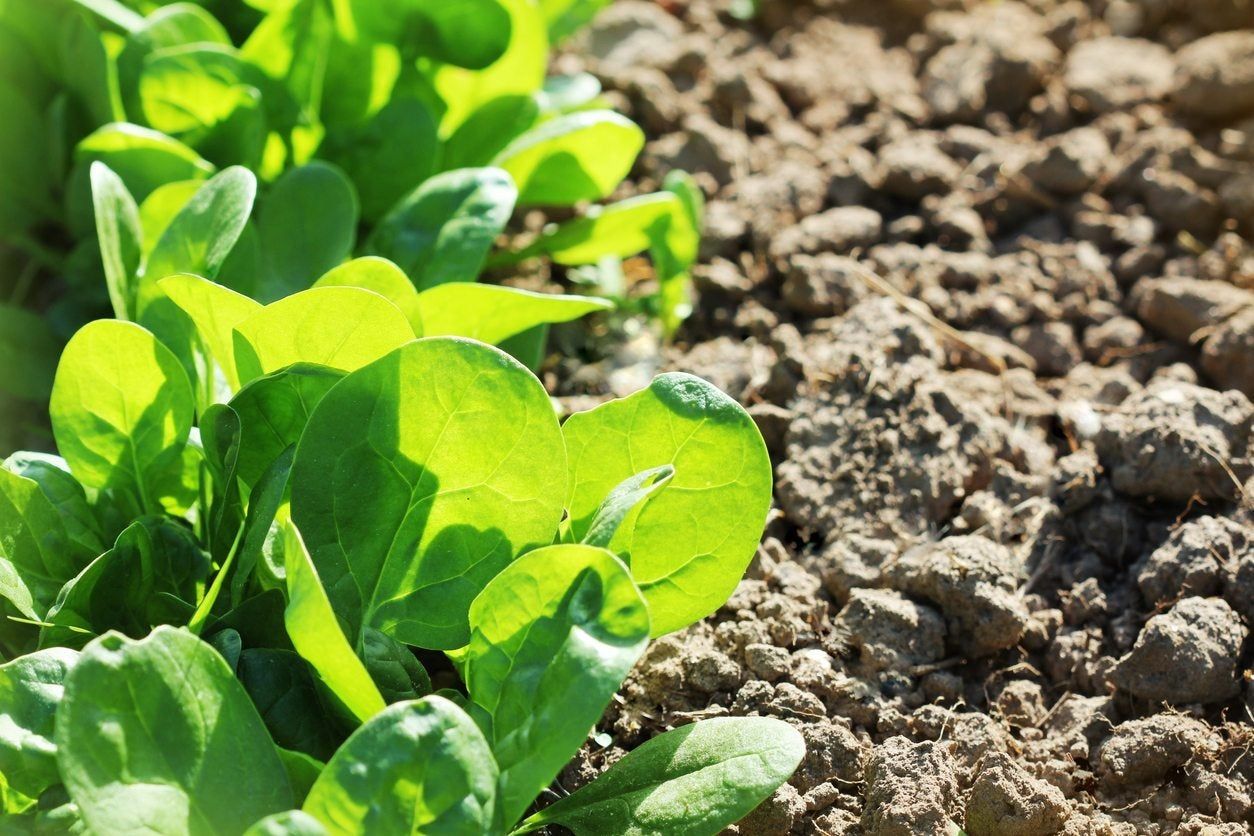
<box><xmin>558</xmin><ymin>0</ymin><xmax>1254</xmax><ymax>832</ymax></box>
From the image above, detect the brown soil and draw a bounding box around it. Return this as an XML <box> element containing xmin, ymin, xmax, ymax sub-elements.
<box><xmin>543</xmin><ymin>1</ymin><xmax>1254</xmax><ymax>834</ymax></box>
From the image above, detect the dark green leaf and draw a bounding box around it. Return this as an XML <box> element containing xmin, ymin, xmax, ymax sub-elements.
<box><xmin>41</xmin><ymin>517</ymin><xmax>210</xmax><ymax>648</ymax></box>
<box><xmin>366</xmin><ymin>168</ymin><xmax>517</xmax><ymax>289</ymax></box>
<box><xmin>0</xmin><ymin>648</ymin><xmax>78</xmax><ymax>799</ymax></box>
<box><xmin>0</xmin><ymin>303</ymin><xmax>60</xmax><ymax>403</ymax></box>
<box><xmin>238</xmin><ymin>648</ymin><xmax>344</xmax><ymax>760</ymax></box>
<box><xmin>56</xmin><ymin>627</ymin><xmax>294</xmax><ymax>834</ymax></box>
<box><xmin>361</xmin><ymin>628</ymin><xmax>431</xmax><ymax>704</ymax></box>
<box><xmin>320</xmin><ymin>97</ymin><xmax>439</xmax><ymax>223</ymax></box>
<box><xmin>257</xmin><ymin>163</ymin><xmax>359</xmax><ymax>302</ymax></box>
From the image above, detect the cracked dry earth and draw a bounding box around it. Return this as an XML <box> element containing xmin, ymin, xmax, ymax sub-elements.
<box><xmin>529</xmin><ymin>0</ymin><xmax>1254</xmax><ymax>833</ymax></box>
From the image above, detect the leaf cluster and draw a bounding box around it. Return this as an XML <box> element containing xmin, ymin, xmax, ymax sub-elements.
<box><xmin>0</xmin><ymin>0</ymin><xmax>703</xmax><ymax>446</ymax></box>
<box><xmin>0</xmin><ymin>274</ymin><xmax>800</xmax><ymax>833</ymax></box>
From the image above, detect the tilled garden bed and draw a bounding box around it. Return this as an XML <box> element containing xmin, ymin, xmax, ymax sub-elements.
<box><xmin>552</xmin><ymin>1</ymin><xmax>1254</xmax><ymax>833</ymax></box>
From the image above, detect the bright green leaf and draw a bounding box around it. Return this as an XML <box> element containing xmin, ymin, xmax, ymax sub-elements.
<box><xmin>2</xmin><ymin>453</ymin><xmax>104</xmax><ymax>559</ymax></box>
<box><xmin>415</xmin><ymin>283</ymin><xmax>611</xmax><ymax>346</ymax></box>
<box><xmin>562</xmin><ymin>373</ymin><xmax>772</xmax><ymax>636</ymax></box>
<box><xmin>465</xmin><ymin>543</ymin><xmax>649</xmax><ymax>826</ymax></box>
<box><xmin>144</xmin><ymin>166</ymin><xmax>257</xmax><ymax>292</ymax></box>
<box><xmin>290</xmin><ymin>338</ymin><xmax>566</xmax><ymax>650</ymax></box>
<box><xmin>89</xmin><ymin>162</ymin><xmax>143</xmax><ymax>321</ymax></box>
<box><xmin>314</xmin><ymin>257</ymin><xmax>422</xmax><ymax>332</ymax></box>
<box><xmin>283</xmin><ymin>523</ymin><xmax>387</xmax><ymax>725</ymax></box>
<box><xmin>231</xmin><ymin>286</ymin><xmax>415</xmax><ymax>385</ymax></box>
<box><xmin>159</xmin><ymin>273</ymin><xmax>263</xmax><ymax>392</ymax></box>
<box><xmin>507</xmin><ymin>192</ymin><xmax>681</xmax><ymax>266</ymax></box>
<box><xmin>245</xmin><ymin>809</ymin><xmax>329</xmax><ymax>836</ymax></box>
<box><xmin>495</xmin><ymin>110</ymin><xmax>642</xmax><ymax>207</ymax></box>
<box><xmin>580</xmin><ymin>465</ymin><xmax>674</xmax><ymax>549</ymax></box>
<box><xmin>49</xmin><ymin>320</ymin><xmax>194</xmax><ymax>518</ymax></box>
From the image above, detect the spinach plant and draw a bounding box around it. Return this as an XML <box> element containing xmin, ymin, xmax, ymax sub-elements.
<box><xmin>0</xmin><ymin>280</ymin><xmax>801</xmax><ymax>833</ymax></box>
<box><xmin>0</xmin><ymin>0</ymin><xmax>703</xmax><ymax>449</ymax></box>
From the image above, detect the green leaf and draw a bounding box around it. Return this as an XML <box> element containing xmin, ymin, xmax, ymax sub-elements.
<box><xmin>349</xmin><ymin>0</ymin><xmax>510</xmax><ymax>69</ymax></box>
<box><xmin>562</xmin><ymin>373</ymin><xmax>772</xmax><ymax>636</ymax></box>
<box><xmin>41</xmin><ymin>517</ymin><xmax>210</xmax><ymax>649</ymax></box>
<box><xmin>49</xmin><ymin>320</ymin><xmax>194</xmax><ymax>519</ymax></box>
<box><xmin>74</xmin><ymin>122</ymin><xmax>214</xmax><ymax>188</ymax></box>
<box><xmin>229</xmin><ymin>444</ymin><xmax>298</xmax><ymax>607</ymax></box>
<box><xmin>290</xmin><ymin>338</ymin><xmax>567</xmax><ymax>650</ymax></box>
<box><xmin>237</xmin><ymin>648</ymin><xmax>344</xmax><ymax>760</ymax></box>
<box><xmin>231</xmin><ymin>286</ymin><xmax>415</xmax><ymax>385</ymax></box>
<box><xmin>313</xmin><ymin>257</ymin><xmax>422</xmax><ymax>332</ymax></box>
<box><xmin>442</xmin><ymin>95</ymin><xmax>539</xmax><ymax>171</ymax></box>
<box><xmin>138</xmin><ymin>180</ymin><xmax>202</xmax><ymax>252</ymax></box>
<box><xmin>414</xmin><ymin>283</ymin><xmax>612</xmax><ymax>346</ymax></box>
<box><xmin>2</xmin><ymin>453</ymin><xmax>104</xmax><ymax>559</ymax></box>
<box><xmin>159</xmin><ymin>273</ymin><xmax>263</xmax><ymax>392</ymax></box>
<box><xmin>540</xmin><ymin>0</ymin><xmax>613</xmax><ymax>43</ymax></box>
<box><xmin>240</xmin><ymin>0</ymin><xmax>335</xmax><ymax>118</ymax></box>
<box><xmin>361</xmin><ymin>628</ymin><xmax>431</xmax><ymax>704</ymax></box>
<box><xmin>432</xmin><ymin>0</ymin><xmax>547</xmax><ymax>136</ymax></box>
<box><xmin>227</xmin><ymin>364</ymin><xmax>342</xmax><ymax>492</ymax></box>
<box><xmin>366</xmin><ymin>168</ymin><xmax>517</xmax><ymax>289</ymax></box>
<box><xmin>283</xmin><ymin>523</ymin><xmax>387</xmax><ymax>724</ymax></box>
<box><xmin>506</xmin><ymin>192</ymin><xmax>681</xmax><ymax>266</ymax></box>
<box><xmin>320</xmin><ymin>97</ymin><xmax>439</xmax><ymax>223</ymax></box>
<box><xmin>257</xmin><ymin>162</ymin><xmax>359</xmax><ymax>302</ymax></box>
<box><xmin>139</xmin><ymin>44</ymin><xmax>257</xmax><ymax>145</ymax></box>
<box><xmin>465</xmin><ymin>544</ymin><xmax>649</xmax><ymax>827</ymax></box>
<box><xmin>581</xmin><ymin>465</ymin><xmax>674</xmax><ymax>548</ymax></box>
<box><xmin>56</xmin><ymin>627</ymin><xmax>294</xmax><ymax>834</ymax></box>
<box><xmin>0</xmin><ymin>303</ymin><xmax>60</xmax><ymax>403</ymax></box>
<box><xmin>144</xmin><ymin>165</ymin><xmax>257</xmax><ymax>292</ymax></box>
<box><xmin>277</xmin><ymin>749</ymin><xmax>325</xmax><ymax>808</ymax></box>
<box><xmin>495</xmin><ymin>110</ymin><xmax>643</xmax><ymax>207</ymax></box>
<box><xmin>89</xmin><ymin>162</ymin><xmax>143</xmax><ymax>321</ymax></box>
<box><xmin>302</xmin><ymin>696</ymin><xmax>498</xmax><ymax>834</ymax></box>
<box><xmin>513</xmin><ymin>717</ymin><xmax>805</xmax><ymax>836</ymax></box>
<box><xmin>246</xmin><ymin>809</ymin><xmax>329</xmax><ymax>836</ymax></box>
<box><xmin>198</xmin><ymin>403</ymin><xmax>244</xmax><ymax>565</ymax></box>
<box><xmin>0</xmin><ymin>648</ymin><xmax>78</xmax><ymax>799</ymax></box>
<box><xmin>116</xmin><ymin>3</ymin><xmax>232</xmax><ymax>120</ymax></box>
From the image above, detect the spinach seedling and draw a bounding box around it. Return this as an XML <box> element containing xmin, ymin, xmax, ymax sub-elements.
<box><xmin>0</xmin><ymin>294</ymin><xmax>801</xmax><ymax>834</ymax></box>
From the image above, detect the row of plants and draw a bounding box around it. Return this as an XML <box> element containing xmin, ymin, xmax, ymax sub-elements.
<box><xmin>1</xmin><ymin>267</ymin><xmax>801</xmax><ymax>833</ymax></box>
<box><xmin>0</xmin><ymin>0</ymin><xmax>703</xmax><ymax>449</ymax></box>
<box><xmin>1</xmin><ymin>0</ymin><xmax>806</xmax><ymax>833</ymax></box>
